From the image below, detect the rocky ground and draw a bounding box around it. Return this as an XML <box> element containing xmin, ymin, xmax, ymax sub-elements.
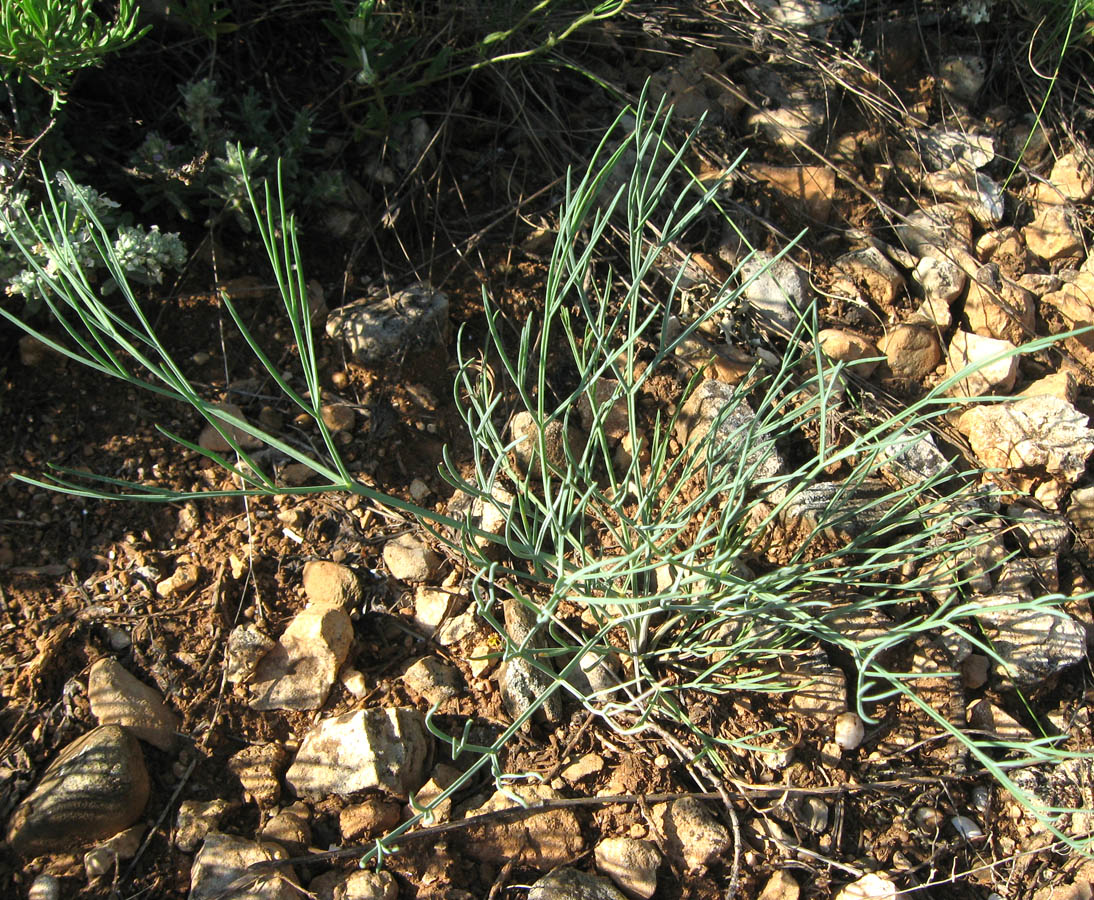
<box><xmin>3</xmin><ymin>2</ymin><xmax>1094</xmax><ymax>899</ymax></box>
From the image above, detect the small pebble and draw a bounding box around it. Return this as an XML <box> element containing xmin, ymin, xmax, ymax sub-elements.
<box><xmin>84</xmin><ymin>846</ymin><xmax>116</xmax><ymax>879</ymax></box>
<box><xmin>951</xmin><ymin>815</ymin><xmax>985</xmax><ymax>841</ymax></box>
<box><xmin>28</xmin><ymin>874</ymin><xmax>60</xmax><ymax>900</ymax></box>
<box><xmin>798</xmin><ymin>796</ymin><xmax>829</xmax><ymax>832</ymax></box>
<box><xmin>914</xmin><ymin>807</ymin><xmax>943</xmax><ymax>832</ymax></box>
<box><xmin>834</xmin><ymin>711</ymin><xmax>865</xmax><ymax>750</ymax></box>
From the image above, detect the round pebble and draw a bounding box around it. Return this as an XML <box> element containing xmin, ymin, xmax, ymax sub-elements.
<box><xmin>834</xmin><ymin>711</ymin><xmax>865</xmax><ymax>750</ymax></box>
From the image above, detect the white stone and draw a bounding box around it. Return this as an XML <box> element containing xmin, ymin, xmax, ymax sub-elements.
<box><xmin>383</xmin><ymin>533</ymin><xmax>441</xmax><ymax>583</ymax></box>
<box><xmin>189</xmin><ymin>832</ymin><xmax>299</xmax><ymax>900</ymax></box>
<box><xmin>834</xmin><ymin>711</ymin><xmax>864</xmax><ymax>750</ymax></box>
<box><xmin>960</xmin><ymin>395</ymin><xmax>1094</xmax><ymax>482</ymax></box>
<box><xmin>325</xmin><ymin>284</ymin><xmax>449</xmax><ymax>366</ymax></box>
<box><xmin>976</xmin><ymin>595</ymin><xmax>1087</xmax><ymax>685</ymax></box>
<box><xmin>286</xmin><ymin>707</ymin><xmax>430</xmax><ymax>799</ymax></box>
<box><xmin>738</xmin><ymin>251</ymin><xmax>811</xmax><ymax>330</ymax></box>
<box><xmin>834</xmin><ymin>873</ymin><xmax>898</xmax><ymax>900</ymax></box>
<box><xmin>595</xmin><ymin>836</ymin><xmax>661</xmax><ymax>899</ymax></box>
<box><xmin>945</xmin><ymin>330</ymin><xmax>1018</xmax><ymax>396</ymax></box>
<box><xmin>648</xmin><ymin>797</ymin><xmax>729</xmax><ymax>870</ymax></box>
<box><xmin>248</xmin><ymin>607</ymin><xmax>353</xmax><ymax>711</ymax></box>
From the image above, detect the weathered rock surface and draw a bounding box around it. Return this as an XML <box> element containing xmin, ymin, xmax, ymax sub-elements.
<box><xmin>1025</xmin><ymin>204</ymin><xmax>1084</xmax><ymax>261</ymax></box>
<box><xmin>499</xmin><ymin>597</ymin><xmax>563</xmax><ymax>725</ymax></box>
<box><xmin>302</xmin><ymin>560</ymin><xmax>364</xmax><ymax>610</ymax></box>
<box><xmin>226</xmin><ymin>624</ymin><xmax>277</xmax><ymax>685</ymax></box>
<box><xmin>189</xmin><ymin>832</ymin><xmax>299</xmax><ymax>900</ymax></box>
<box><xmin>895</xmin><ymin>203</ymin><xmax>973</xmax><ymax>256</ymax></box>
<box><xmin>959</xmin><ymin>395</ymin><xmax>1094</xmax><ymax>484</ymax></box>
<box><xmin>402</xmin><ymin>655</ymin><xmax>463</xmax><ymax>706</ymax></box>
<box><xmin>834</xmin><ymin>246</ymin><xmax>904</xmax><ymax>306</ymax></box>
<box><xmin>88</xmin><ymin>657</ymin><xmax>180</xmax><ymax>751</ymax></box>
<box><xmin>945</xmin><ymin>330</ymin><xmax>1018</xmax><ymax>396</ymax></box>
<box><xmin>286</xmin><ymin>707</ymin><xmax>430</xmax><ymax>799</ymax></box>
<box><xmin>738</xmin><ymin>251</ymin><xmax>810</xmax><ymax>330</ymax></box>
<box><xmin>648</xmin><ymin>797</ymin><xmax>730</xmax><ymax>870</ymax></box>
<box><xmin>817</xmin><ymin>329</ymin><xmax>879</xmax><ymax>375</ymax></box>
<box><xmin>383</xmin><ymin>532</ymin><xmax>442</xmax><ymax>583</ymax></box>
<box><xmin>249</xmin><ymin>606</ymin><xmax>354</xmax><ymax>711</ymax></box>
<box><xmin>6</xmin><ymin>725</ymin><xmax>149</xmax><ymax>858</ymax></box>
<box><xmin>976</xmin><ymin>595</ymin><xmax>1087</xmax><ymax>685</ymax></box>
<box><xmin>528</xmin><ymin>867</ymin><xmax>628</xmax><ymax>900</ymax></box>
<box><xmin>227</xmin><ymin>743</ymin><xmax>290</xmax><ymax>809</ymax></box>
<box><xmin>340</xmin><ymin>797</ymin><xmax>401</xmax><ymax>842</ymax></box>
<box><xmin>325</xmin><ymin>284</ymin><xmax>449</xmax><ymax>365</ymax></box>
<box><xmin>877</xmin><ymin>324</ymin><xmax>941</xmax><ymax>379</ymax></box>
<box><xmin>964</xmin><ymin>263</ymin><xmax>1035</xmax><ymax>344</ymax></box>
<box><xmin>677</xmin><ymin>380</ymin><xmax>783</xmax><ymax>481</ymax></box>
<box><xmin>833</xmin><ymin>873</ymin><xmax>899</xmax><ymax>900</ymax></box>
<box><xmin>595</xmin><ymin>836</ymin><xmax>661</xmax><ymax>899</ymax></box>
<box><xmin>175</xmin><ymin>798</ymin><xmax>234</xmax><ymax>852</ymax></box>
<box><xmin>461</xmin><ymin>783</ymin><xmax>584</xmax><ymax>868</ymax></box>
<box><xmin>757</xmin><ymin>870</ymin><xmax>800</xmax><ymax>900</ymax></box>
<box><xmin>509</xmin><ymin>410</ymin><xmax>586</xmax><ymax>479</ymax></box>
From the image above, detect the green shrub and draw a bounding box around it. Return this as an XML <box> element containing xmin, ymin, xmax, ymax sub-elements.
<box><xmin>1</xmin><ymin>88</ymin><xmax>1092</xmax><ymax>865</ymax></box>
<box><xmin>0</xmin><ymin>0</ymin><xmax>148</xmax><ymax>109</ymax></box>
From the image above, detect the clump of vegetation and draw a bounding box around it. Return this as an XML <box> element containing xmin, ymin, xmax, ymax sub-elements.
<box><xmin>0</xmin><ymin>170</ymin><xmax>185</xmax><ymax>308</ymax></box>
<box><xmin>0</xmin><ymin>0</ymin><xmax>148</xmax><ymax>109</ymax></box>
<box><xmin>2</xmin><ymin>88</ymin><xmax>1090</xmax><ymax>865</ymax></box>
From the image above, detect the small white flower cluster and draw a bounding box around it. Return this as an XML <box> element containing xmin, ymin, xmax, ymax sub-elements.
<box><xmin>958</xmin><ymin>0</ymin><xmax>993</xmax><ymax>25</ymax></box>
<box><xmin>1</xmin><ymin>173</ymin><xmax>186</xmax><ymax>302</ymax></box>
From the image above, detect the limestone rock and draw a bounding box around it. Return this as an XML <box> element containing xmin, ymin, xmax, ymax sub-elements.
<box><xmin>939</xmin><ymin>54</ymin><xmax>986</xmax><ymax>104</ymax></box>
<box><xmin>509</xmin><ymin>411</ymin><xmax>586</xmax><ymax>479</ymax></box>
<box><xmin>835</xmin><ymin>246</ymin><xmax>904</xmax><ymax>307</ymax></box>
<box><xmin>648</xmin><ymin>797</ymin><xmax>729</xmax><ymax>870</ymax></box>
<box><xmin>738</xmin><ymin>251</ymin><xmax>810</xmax><ymax>330</ymax></box>
<box><xmin>258</xmin><ymin>807</ymin><xmax>311</xmax><ymax>856</ymax></box>
<box><xmin>1031</xmin><ymin>151</ymin><xmax>1094</xmax><ymax>205</ymax></box>
<box><xmin>528</xmin><ymin>867</ymin><xmax>628</xmax><ymax>900</ymax></box>
<box><xmin>226</xmin><ymin>624</ymin><xmax>276</xmax><ymax>685</ymax></box>
<box><xmin>817</xmin><ymin>329</ymin><xmax>879</xmax><ymax>375</ymax></box>
<box><xmin>340</xmin><ymin>871</ymin><xmax>399</xmax><ymax>900</ymax></box>
<box><xmin>834</xmin><ymin>873</ymin><xmax>898</xmax><ymax>900</ymax></box>
<box><xmin>402</xmin><ymin>656</ymin><xmax>463</xmax><ymax>706</ymax></box>
<box><xmin>340</xmin><ymin>797</ymin><xmax>401</xmax><ymax>842</ymax></box>
<box><xmin>945</xmin><ymin>330</ymin><xmax>1018</xmax><ymax>396</ymax></box>
<box><xmin>1025</xmin><ymin>204</ymin><xmax>1084</xmax><ymax>261</ymax></box>
<box><xmin>286</xmin><ymin>707</ymin><xmax>430</xmax><ymax>799</ymax></box>
<box><xmin>923</xmin><ymin>163</ymin><xmax>1003</xmax><ymax>227</ymax></box>
<box><xmin>189</xmin><ymin>832</ymin><xmax>299</xmax><ymax>900</ymax></box>
<box><xmin>677</xmin><ymin>380</ymin><xmax>784</xmax><ymax>481</ymax></box>
<box><xmin>877</xmin><ymin>325</ymin><xmax>941</xmax><ymax>379</ymax></box>
<box><xmin>383</xmin><ymin>533</ymin><xmax>441</xmax><ymax>583</ymax></box>
<box><xmin>1008</xmin><ymin>505</ymin><xmax>1071</xmax><ymax>556</ymax></box>
<box><xmin>325</xmin><ymin>284</ymin><xmax>449</xmax><ymax>366</ymax></box>
<box><xmin>227</xmin><ymin>743</ymin><xmax>290</xmax><ymax>809</ymax></box>
<box><xmin>976</xmin><ymin>595</ymin><xmax>1087</xmax><ymax>685</ymax></box>
<box><xmin>249</xmin><ymin>606</ymin><xmax>354</xmax><ymax>711</ymax></box>
<box><xmin>499</xmin><ymin>597</ymin><xmax>563</xmax><ymax>725</ymax></box>
<box><xmin>461</xmin><ymin>783</ymin><xmax>585</xmax><ymax>868</ymax></box>
<box><xmin>960</xmin><ymin>395</ymin><xmax>1094</xmax><ymax>482</ymax></box>
<box><xmin>758</xmin><ymin>870</ymin><xmax>800</xmax><ymax>900</ymax></box>
<box><xmin>895</xmin><ymin>203</ymin><xmax>973</xmax><ymax>256</ymax></box>
<box><xmin>964</xmin><ymin>263</ymin><xmax>1035</xmax><ymax>344</ymax></box>
<box><xmin>175</xmin><ymin>798</ymin><xmax>234</xmax><ymax>852</ymax></box>
<box><xmin>88</xmin><ymin>657</ymin><xmax>180</xmax><ymax>751</ymax></box>
<box><xmin>595</xmin><ymin>836</ymin><xmax>661</xmax><ymax>899</ymax></box>
<box><xmin>302</xmin><ymin>560</ymin><xmax>364</xmax><ymax>610</ymax></box>
<box><xmin>6</xmin><ymin>725</ymin><xmax>149</xmax><ymax>858</ymax></box>
<box><xmin>913</xmin><ymin>254</ymin><xmax>966</xmax><ymax>306</ymax></box>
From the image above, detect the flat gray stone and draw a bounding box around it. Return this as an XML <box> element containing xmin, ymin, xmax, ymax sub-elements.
<box><xmin>648</xmin><ymin>797</ymin><xmax>730</xmax><ymax>870</ymax></box>
<box><xmin>7</xmin><ymin>725</ymin><xmax>149</xmax><ymax>858</ymax></box>
<box><xmin>976</xmin><ymin>594</ymin><xmax>1087</xmax><ymax>685</ymax></box>
<box><xmin>738</xmin><ymin>251</ymin><xmax>810</xmax><ymax>331</ymax></box>
<box><xmin>325</xmin><ymin>283</ymin><xmax>449</xmax><ymax>366</ymax></box>
<box><xmin>529</xmin><ymin>867</ymin><xmax>628</xmax><ymax>900</ymax></box>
